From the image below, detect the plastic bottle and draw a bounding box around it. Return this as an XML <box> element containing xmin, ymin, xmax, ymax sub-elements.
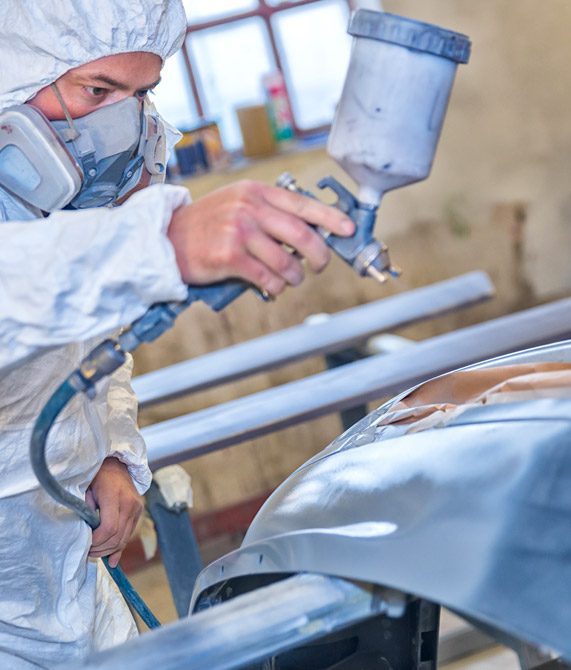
<box><xmin>262</xmin><ymin>71</ymin><xmax>295</xmax><ymax>142</ymax></box>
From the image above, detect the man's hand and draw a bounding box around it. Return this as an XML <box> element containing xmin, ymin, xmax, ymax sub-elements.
<box><xmin>86</xmin><ymin>457</ymin><xmax>144</xmax><ymax>568</ymax></box>
<box><xmin>167</xmin><ymin>179</ymin><xmax>355</xmax><ymax>297</ymax></box>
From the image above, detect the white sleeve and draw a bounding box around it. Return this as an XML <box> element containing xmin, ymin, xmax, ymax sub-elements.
<box><xmin>99</xmin><ymin>353</ymin><xmax>152</xmax><ymax>495</ymax></box>
<box><xmin>0</xmin><ymin>183</ymin><xmax>190</xmax><ymax>371</ymax></box>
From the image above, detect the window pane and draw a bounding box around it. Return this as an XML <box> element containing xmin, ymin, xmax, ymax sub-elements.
<box><xmin>153</xmin><ymin>51</ymin><xmax>198</xmax><ymax>130</ymax></box>
<box><xmin>188</xmin><ymin>18</ymin><xmax>276</xmax><ymax>150</ymax></box>
<box><xmin>273</xmin><ymin>0</ymin><xmax>351</xmax><ymax>129</ymax></box>
<box><xmin>183</xmin><ymin>0</ymin><xmax>259</xmax><ymax>24</ymax></box>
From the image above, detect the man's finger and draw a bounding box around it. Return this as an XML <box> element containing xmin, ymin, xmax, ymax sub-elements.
<box><xmin>245</xmin><ymin>229</ymin><xmax>305</xmax><ymax>285</ymax></box>
<box><xmin>91</xmin><ymin>497</ymin><xmax>121</xmax><ymax>550</ymax></box>
<box><xmin>92</xmin><ymin>517</ymin><xmax>120</xmax><ymax>549</ymax></box>
<box><xmin>91</xmin><ymin>500</ymin><xmax>142</xmax><ymax>555</ymax></box>
<box><xmin>230</xmin><ymin>254</ymin><xmax>287</xmax><ymax>296</ymax></box>
<box><xmin>107</xmin><ymin>549</ymin><xmax>123</xmax><ymax>569</ymax></box>
<box><xmin>252</xmin><ymin>203</ymin><xmax>331</xmax><ymax>273</ymax></box>
<box><xmin>85</xmin><ymin>489</ymin><xmax>96</xmax><ymax>511</ymax></box>
<box><xmin>263</xmin><ymin>185</ymin><xmax>355</xmax><ymax>236</ymax></box>
<box><xmin>116</xmin><ymin>515</ymin><xmax>138</xmax><ymax>557</ymax></box>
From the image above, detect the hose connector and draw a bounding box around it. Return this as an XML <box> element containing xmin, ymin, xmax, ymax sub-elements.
<box><xmin>70</xmin><ymin>339</ymin><xmax>127</xmax><ymax>398</ymax></box>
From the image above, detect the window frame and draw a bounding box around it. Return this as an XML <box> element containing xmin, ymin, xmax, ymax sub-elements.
<box><xmin>180</xmin><ymin>0</ymin><xmax>355</xmax><ymax>137</ymax></box>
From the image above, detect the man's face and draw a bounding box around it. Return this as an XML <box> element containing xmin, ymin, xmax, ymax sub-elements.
<box><xmin>28</xmin><ymin>52</ymin><xmax>162</xmax><ymax>120</ymax></box>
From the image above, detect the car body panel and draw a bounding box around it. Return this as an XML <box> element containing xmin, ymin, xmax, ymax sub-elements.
<box><xmin>193</xmin><ymin>341</ymin><xmax>571</xmax><ymax>658</ymax></box>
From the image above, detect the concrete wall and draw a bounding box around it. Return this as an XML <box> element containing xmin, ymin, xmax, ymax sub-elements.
<box><xmin>134</xmin><ymin>0</ymin><xmax>571</xmax><ymax>513</ymax></box>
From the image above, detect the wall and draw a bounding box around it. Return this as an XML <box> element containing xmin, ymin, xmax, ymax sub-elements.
<box><xmin>383</xmin><ymin>0</ymin><xmax>571</xmax><ymax>297</ymax></box>
<box><xmin>134</xmin><ymin>0</ymin><xmax>571</xmax><ymax>514</ymax></box>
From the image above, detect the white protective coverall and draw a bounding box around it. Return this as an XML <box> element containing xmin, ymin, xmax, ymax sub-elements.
<box><xmin>0</xmin><ymin>1</ymin><xmax>191</xmax><ymax>667</ymax></box>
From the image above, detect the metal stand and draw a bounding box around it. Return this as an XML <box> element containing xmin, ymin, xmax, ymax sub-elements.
<box><xmin>517</xmin><ymin>643</ymin><xmax>569</xmax><ymax>670</ymax></box>
<box><xmin>144</xmin><ymin>480</ymin><xmax>202</xmax><ymax>618</ymax></box>
<box><xmin>252</xmin><ymin>598</ymin><xmax>440</xmax><ymax>669</ymax></box>
<box><xmin>70</xmin><ymin>575</ymin><xmax>396</xmax><ymax>670</ymax></box>
<box><xmin>325</xmin><ymin>346</ymin><xmax>370</xmax><ymax>430</ymax></box>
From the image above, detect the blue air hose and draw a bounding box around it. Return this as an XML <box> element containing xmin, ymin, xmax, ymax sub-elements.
<box><xmin>29</xmin><ymin>286</ymin><xmax>255</xmax><ymax>631</ymax></box>
<box><xmin>30</xmin><ymin>377</ymin><xmax>161</xmax><ymax>630</ymax></box>
<box><xmin>28</xmin><ymin>286</ymin><xmax>252</xmax><ymax>630</ymax></box>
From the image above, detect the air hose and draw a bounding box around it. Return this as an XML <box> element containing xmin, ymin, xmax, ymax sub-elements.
<box><xmin>28</xmin><ymin>277</ymin><xmax>254</xmax><ymax>630</ymax></box>
<box><xmin>29</xmin><ymin>272</ymin><xmax>256</xmax><ymax>630</ymax></box>
<box><xmin>30</xmin><ymin>376</ymin><xmax>161</xmax><ymax>630</ymax></box>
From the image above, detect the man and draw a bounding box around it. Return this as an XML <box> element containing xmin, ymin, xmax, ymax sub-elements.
<box><xmin>0</xmin><ymin>1</ymin><xmax>354</xmax><ymax>667</ymax></box>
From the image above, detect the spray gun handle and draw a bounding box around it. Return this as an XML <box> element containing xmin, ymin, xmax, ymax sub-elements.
<box><xmin>116</xmin><ymin>280</ymin><xmax>258</xmax><ymax>353</ymax></box>
<box><xmin>115</xmin><ymin>173</ymin><xmax>399</xmax><ymax>355</ymax></box>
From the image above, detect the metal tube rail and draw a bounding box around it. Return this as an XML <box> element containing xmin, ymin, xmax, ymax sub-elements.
<box><xmin>142</xmin><ymin>298</ymin><xmax>571</xmax><ymax>470</ymax></box>
<box><xmin>132</xmin><ymin>272</ymin><xmax>494</xmax><ymax>407</ymax></box>
<box><xmin>67</xmin><ymin>574</ymin><xmax>385</xmax><ymax>670</ymax></box>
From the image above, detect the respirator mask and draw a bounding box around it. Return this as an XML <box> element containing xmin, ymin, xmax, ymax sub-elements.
<box><xmin>0</xmin><ymin>85</ymin><xmax>169</xmax><ymax>211</ymax></box>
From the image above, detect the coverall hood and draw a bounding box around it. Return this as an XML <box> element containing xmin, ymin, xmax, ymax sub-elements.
<box><xmin>0</xmin><ymin>0</ymin><xmax>187</xmax><ymax>110</ymax></box>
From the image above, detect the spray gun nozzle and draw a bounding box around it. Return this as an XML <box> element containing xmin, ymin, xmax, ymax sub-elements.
<box><xmin>366</xmin><ymin>266</ymin><xmax>389</xmax><ymax>283</ymax></box>
<box><xmin>277</xmin><ymin>173</ymin><xmax>399</xmax><ymax>286</ymax></box>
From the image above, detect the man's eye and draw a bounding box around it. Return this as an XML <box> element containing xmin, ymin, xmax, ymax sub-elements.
<box><xmin>135</xmin><ymin>89</ymin><xmax>151</xmax><ymax>100</ymax></box>
<box><xmin>85</xmin><ymin>86</ymin><xmax>107</xmax><ymax>98</ymax></box>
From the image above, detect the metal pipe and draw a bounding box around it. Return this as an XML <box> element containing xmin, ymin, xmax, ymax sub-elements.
<box><xmin>133</xmin><ymin>271</ymin><xmax>494</xmax><ymax>407</ymax></box>
<box><xmin>142</xmin><ymin>299</ymin><xmax>571</xmax><ymax>469</ymax></box>
<box><xmin>67</xmin><ymin>574</ymin><xmax>388</xmax><ymax>670</ymax></box>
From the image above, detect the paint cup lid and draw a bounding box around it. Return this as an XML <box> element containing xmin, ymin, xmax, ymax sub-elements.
<box><xmin>349</xmin><ymin>10</ymin><xmax>471</xmax><ymax>64</ymax></box>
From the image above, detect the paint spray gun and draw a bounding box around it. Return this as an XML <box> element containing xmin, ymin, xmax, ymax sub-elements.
<box><xmin>66</xmin><ymin>10</ymin><xmax>471</xmax><ymax>368</ymax></box>
<box><xmin>30</xmin><ymin>10</ymin><xmax>470</xmax><ymax>626</ymax></box>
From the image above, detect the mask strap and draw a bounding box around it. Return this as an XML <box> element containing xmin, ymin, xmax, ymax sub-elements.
<box><xmin>50</xmin><ymin>83</ymin><xmax>80</xmax><ymax>141</ymax></box>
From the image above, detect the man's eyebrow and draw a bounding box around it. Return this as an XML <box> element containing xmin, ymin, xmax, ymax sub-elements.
<box><xmin>83</xmin><ymin>74</ymin><xmax>161</xmax><ymax>90</ymax></box>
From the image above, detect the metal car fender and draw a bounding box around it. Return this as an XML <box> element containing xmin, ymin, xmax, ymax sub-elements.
<box><xmin>192</xmin><ymin>341</ymin><xmax>571</xmax><ymax>658</ymax></box>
